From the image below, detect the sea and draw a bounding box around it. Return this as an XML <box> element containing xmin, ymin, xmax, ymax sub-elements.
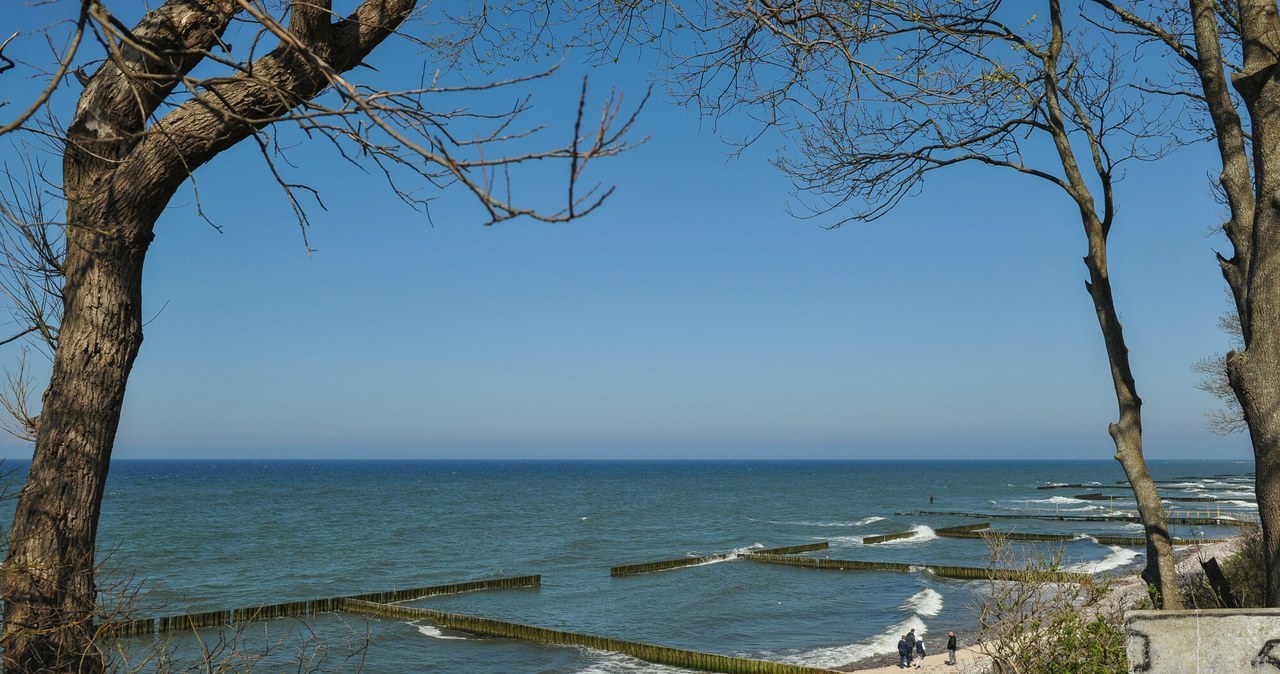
<box><xmin>0</xmin><ymin>459</ymin><xmax>1258</xmax><ymax>673</ymax></box>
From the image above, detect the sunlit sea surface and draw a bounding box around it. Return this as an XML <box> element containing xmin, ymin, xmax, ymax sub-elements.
<box><xmin>6</xmin><ymin>459</ymin><xmax>1256</xmax><ymax>672</ymax></box>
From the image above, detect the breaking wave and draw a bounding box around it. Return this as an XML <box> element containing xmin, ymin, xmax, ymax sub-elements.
<box><xmin>1063</xmin><ymin>545</ymin><xmax>1141</xmax><ymax>574</ymax></box>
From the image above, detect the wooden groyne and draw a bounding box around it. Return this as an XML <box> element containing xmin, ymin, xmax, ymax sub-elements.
<box><xmin>742</xmin><ymin>553</ymin><xmax>915</xmax><ymax>574</ymax></box>
<box><xmin>106</xmin><ymin>576</ymin><xmax>541</xmax><ymax>638</ymax></box>
<box><xmin>342</xmin><ymin>576</ymin><xmax>540</xmax><ymax>603</ymax></box>
<box><xmin>1134</xmin><ymin>478</ymin><xmax>1254</xmax><ymax>486</ymax></box>
<box><xmin>862</xmin><ymin>530</ymin><xmax>916</xmax><ymax>545</ymax></box>
<box><xmin>1037</xmin><ymin>483</ymin><xmax>1124</xmax><ymax>490</ymax></box>
<box><xmin>932</xmin><ymin>525</ymin><xmax>1226</xmax><ymax>547</ymax></box>
<box><xmin>935</xmin><ymin>523</ymin><xmax>990</xmax><ymax>535</ymax></box>
<box><xmin>908</xmin><ymin>510</ymin><xmax>1252</xmax><ymax>526</ymax></box>
<box><xmin>1073</xmin><ymin>492</ymin><xmax>1255</xmax><ymax>504</ymax></box>
<box><xmin>610</xmin><ymin>554</ymin><xmax>731</xmax><ymax>577</ymax></box>
<box><xmin>1095</xmin><ymin>535</ymin><xmax>1227</xmax><ymax>546</ymax></box>
<box><xmin>339</xmin><ymin>598</ymin><xmax>840</xmax><ymax>674</ymax></box>
<box><xmin>864</xmin><ymin>522</ymin><xmax>987</xmax><ymax>544</ymax></box>
<box><xmin>159</xmin><ymin>610</ymin><xmax>230</xmax><ymax>633</ymax></box>
<box><xmin>756</xmin><ymin>542</ymin><xmax>830</xmax><ymax>555</ymax></box>
<box><xmin>739</xmin><ymin>553</ymin><xmax>1091</xmax><ymax>583</ymax></box>
<box><xmin>611</xmin><ymin>542</ymin><xmax>827</xmax><ymax>576</ymax></box>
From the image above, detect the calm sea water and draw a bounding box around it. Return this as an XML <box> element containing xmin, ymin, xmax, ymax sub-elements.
<box><xmin>2</xmin><ymin>459</ymin><xmax>1258</xmax><ymax>673</ymax></box>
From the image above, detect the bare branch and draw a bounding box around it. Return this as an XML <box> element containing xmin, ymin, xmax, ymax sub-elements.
<box><xmin>0</xmin><ymin>7</ymin><xmax>90</xmax><ymax>138</ymax></box>
<box><xmin>0</xmin><ymin>351</ymin><xmax>40</xmax><ymax>443</ymax></box>
<box><xmin>591</xmin><ymin>1</ymin><xmax>1188</xmax><ymax>226</ymax></box>
<box><xmin>0</xmin><ymin>32</ymin><xmax>16</xmax><ymax>76</ymax></box>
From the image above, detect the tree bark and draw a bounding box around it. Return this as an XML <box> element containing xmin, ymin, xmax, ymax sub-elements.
<box><xmin>1227</xmin><ymin>168</ymin><xmax>1280</xmax><ymax>606</ymax></box>
<box><xmin>1080</xmin><ymin>229</ymin><xmax>1182</xmax><ymax>608</ymax></box>
<box><xmin>1</xmin><ymin>1</ymin><xmax>418</xmax><ymax>669</ymax></box>
<box><xmin>1233</xmin><ymin>0</ymin><xmax>1280</xmax><ymax>608</ymax></box>
<box><xmin>1191</xmin><ymin>0</ymin><xmax>1280</xmax><ymax>607</ymax></box>
<box><xmin>1</xmin><ymin>207</ymin><xmax>151</xmax><ymax>674</ymax></box>
<box><xmin>1041</xmin><ymin>0</ymin><xmax>1180</xmax><ymax>607</ymax></box>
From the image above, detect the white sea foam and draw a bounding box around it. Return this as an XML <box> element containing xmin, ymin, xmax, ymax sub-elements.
<box><xmin>903</xmin><ymin>588</ymin><xmax>943</xmax><ymax>617</ymax></box>
<box><xmin>574</xmin><ymin>651</ymin><xmax>688</xmax><ymax>674</ymax></box>
<box><xmin>878</xmin><ymin>525</ymin><xmax>939</xmax><ymax>546</ymax></box>
<box><xmin>834</xmin><ymin>524</ymin><xmax>936</xmax><ymax>547</ymax></box>
<box><xmin>854</xmin><ymin>516</ymin><xmax>887</xmax><ymax>526</ymax></box>
<box><xmin>754</xmin><ymin>518</ymin><xmax>871</xmax><ymax>528</ymax></box>
<box><xmin>415</xmin><ymin>624</ymin><xmax>468</xmax><ymax>640</ymax></box>
<box><xmin>689</xmin><ymin>544</ymin><xmax>765</xmax><ymax>567</ymax></box>
<box><xmin>1064</xmin><ymin>545</ymin><xmax>1141</xmax><ymax>574</ymax></box>
<box><xmin>771</xmin><ymin>615</ymin><xmax>929</xmax><ymax>669</ymax></box>
<box><xmin>1026</xmin><ymin>496</ymin><xmax>1090</xmax><ymax>505</ymax></box>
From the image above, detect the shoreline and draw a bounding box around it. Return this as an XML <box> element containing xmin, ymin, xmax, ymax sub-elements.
<box><xmin>837</xmin><ymin>536</ymin><xmax>1246</xmax><ymax>673</ymax></box>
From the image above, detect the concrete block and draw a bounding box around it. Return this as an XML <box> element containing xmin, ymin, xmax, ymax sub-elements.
<box><xmin>1126</xmin><ymin>608</ymin><xmax>1280</xmax><ymax>673</ymax></box>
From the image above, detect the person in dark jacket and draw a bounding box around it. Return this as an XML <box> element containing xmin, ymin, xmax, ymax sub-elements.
<box><xmin>904</xmin><ymin>629</ymin><xmax>916</xmax><ymax>667</ymax></box>
<box><xmin>947</xmin><ymin>631</ymin><xmax>958</xmax><ymax>665</ymax></box>
<box><xmin>898</xmin><ymin>635</ymin><xmax>911</xmax><ymax>668</ymax></box>
<box><xmin>915</xmin><ymin>638</ymin><xmax>926</xmax><ymax>667</ymax></box>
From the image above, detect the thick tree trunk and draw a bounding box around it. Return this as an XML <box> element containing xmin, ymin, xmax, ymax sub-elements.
<box><xmin>1</xmin><ymin>215</ymin><xmax>150</xmax><ymax>672</ymax></box>
<box><xmin>1219</xmin><ymin>0</ymin><xmax>1280</xmax><ymax>608</ymax></box>
<box><xmin>1232</xmin><ymin>348</ymin><xmax>1280</xmax><ymax>605</ymax></box>
<box><xmin>1227</xmin><ymin>188</ymin><xmax>1280</xmax><ymax>606</ymax></box>
<box><xmin>0</xmin><ymin>4</ymin><xmax>422</xmax><ymax>669</ymax></box>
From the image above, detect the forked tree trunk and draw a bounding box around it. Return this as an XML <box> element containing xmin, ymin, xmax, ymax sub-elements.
<box><xmin>0</xmin><ymin>2</ymin><xmax>426</xmax><ymax>668</ymax></box>
<box><xmin>1038</xmin><ymin>0</ymin><xmax>1179</xmax><ymax>606</ymax></box>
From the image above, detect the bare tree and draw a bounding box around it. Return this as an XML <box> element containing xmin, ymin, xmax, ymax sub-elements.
<box><xmin>976</xmin><ymin>535</ymin><xmax>1130</xmax><ymax>673</ymax></box>
<box><xmin>1092</xmin><ymin>0</ymin><xmax>1280</xmax><ymax>606</ymax></box>
<box><xmin>0</xmin><ymin>1</ymin><xmax>642</xmax><ymax>671</ymax></box>
<box><xmin>588</xmin><ymin>0</ymin><xmax>1185</xmax><ymax>605</ymax></box>
<box><xmin>1192</xmin><ymin>308</ymin><xmax>1245</xmax><ymax>436</ymax></box>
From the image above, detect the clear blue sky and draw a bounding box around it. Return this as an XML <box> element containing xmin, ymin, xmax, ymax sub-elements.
<box><xmin>0</xmin><ymin>3</ymin><xmax>1253</xmax><ymax>460</ymax></box>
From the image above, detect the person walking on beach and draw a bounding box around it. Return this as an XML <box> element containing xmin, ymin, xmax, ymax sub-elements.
<box><xmin>915</xmin><ymin>638</ymin><xmax>926</xmax><ymax>667</ymax></box>
<box><xmin>898</xmin><ymin>635</ymin><xmax>911</xmax><ymax>669</ymax></box>
<box><xmin>905</xmin><ymin>629</ymin><xmax>916</xmax><ymax>667</ymax></box>
<box><xmin>946</xmin><ymin>631</ymin><xmax>957</xmax><ymax>666</ymax></box>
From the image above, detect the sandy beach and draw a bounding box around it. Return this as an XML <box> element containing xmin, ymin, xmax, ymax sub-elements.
<box><xmin>843</xmin><ymin>644</ymin><xmax>992</xmax><ymax>673</ymax></box>
<box><xmin>842</xmin><ymin>536</ymin><xmax>1246</xmax><ymax>673</ymax></box>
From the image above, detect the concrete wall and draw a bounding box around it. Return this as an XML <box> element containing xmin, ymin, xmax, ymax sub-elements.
<box><xmin>1126</xmin><ymin>608</ymin><xmax>1280</xmax><ymax>673</ymax></box>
